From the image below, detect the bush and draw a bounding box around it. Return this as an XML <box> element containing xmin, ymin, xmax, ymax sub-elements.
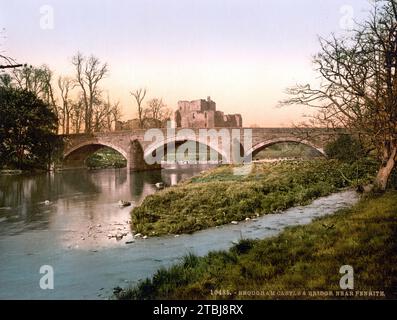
<box><xmin>0</xmin><ymin>86</ymin><xmax>61</xmax><ymax>170</ymax></box>
<box><xmin>325</xmin><ymin>134</ymin><xmax>366</xmax><ymax>163</ymax></box>
<box><xmin>231</xmin><ymin>239</ymin><xmax>255</xmax><ymax>255</ymax></box>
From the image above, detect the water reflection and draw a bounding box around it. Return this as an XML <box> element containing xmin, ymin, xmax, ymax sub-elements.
<box><xmin>0</xmin><ymin>165</ymin><xmax>215</xmax><ymax>249</ymax></box>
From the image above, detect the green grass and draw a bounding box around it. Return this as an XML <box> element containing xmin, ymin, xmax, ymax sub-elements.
<box><xmin>131</xmin><ymin>159</ymin><xmax>378</xmax><ymax>236</ymax></box>
<box><xmin>120</xmin><ymin>191</ymin><xmax>397</xmax><ymax>300</ymax></box>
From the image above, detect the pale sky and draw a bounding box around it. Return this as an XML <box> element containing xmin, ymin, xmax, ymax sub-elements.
<box><xmin>0</xmin><ymin>0</ymin><xmax>372</xmax><ymax>127</ymax></box>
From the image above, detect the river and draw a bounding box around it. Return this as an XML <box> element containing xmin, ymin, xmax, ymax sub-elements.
<box><xmin>0</xmin><ymin>166</ymin><xmax>359</xmax><ymax>300</ymax></box>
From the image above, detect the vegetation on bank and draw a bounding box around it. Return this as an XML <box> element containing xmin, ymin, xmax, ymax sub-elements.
<box><xmin>0</xmin><ymin>86</ymin><xmax>62</xmax><ymax>170</ymax></box>
<box><xmin>86</xmin><ymin>147</ymin><xmax>127</xmax><ymax>169</ymax></box>
<box><xmin>131</xmin><ymin>159</ymin><xmax>379</xmax><ymax>236</ymax></box>
<box><xmin>254</xmin><ymin>142</ymin><xmax>323</xmax><ymax>160</ymax></box>
<box><xmin>324</xmin><ymin>135</ymin><xmax>367</xmax><ymax>164</ymax></box>
<box><xmin>120</xmin><ymin>191</ymin><xmax>397</xmax><ymax>300</ymax></box>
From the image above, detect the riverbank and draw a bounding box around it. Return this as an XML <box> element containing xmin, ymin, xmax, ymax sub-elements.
<box><xmin>0</xmin><ymin>169</ymin><xmax>24</xmax><ymax>175</ymax></box>
<box><xmin>131</xmin><ymin>159</ymin><xmax>378</xmax><ymax>236</ymax></box>
<box><xmin>120</xmin><ymin>191</ymin><xmax>397</xmax><ymax>300</ymax></box>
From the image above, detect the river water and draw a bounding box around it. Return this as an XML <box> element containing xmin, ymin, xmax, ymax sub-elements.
<box><xmin>0</xmin><ymin>166</ymin><xmax>359</xmax><ymax>300</ymax></box>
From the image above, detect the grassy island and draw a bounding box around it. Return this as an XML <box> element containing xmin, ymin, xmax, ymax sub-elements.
<box><xmin>131</xmin><ymin>159</ymin><xmax>378</xmax><ymax>236</ymax></box>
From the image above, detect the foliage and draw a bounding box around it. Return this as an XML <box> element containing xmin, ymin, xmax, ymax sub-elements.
<box><xmin>0</xmin><ymin>86</ymin><xmax>61</xmax><ymax>169</ymax></box>
<box><xmin>85</xmin><ymin>147</ymin><xmax>127</xmax><ymax>169</ymax></box>
<box><xmin>120</xmin><ymin>191</ymin><xmax>397</xmax><ymax>300</ymax></box>
<box><xmin>325</xmin><ymin>135</ymin><xmax>366</xmax><ymax>163</ymax></box>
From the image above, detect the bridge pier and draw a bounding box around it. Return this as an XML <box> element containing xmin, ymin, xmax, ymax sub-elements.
<box><xmin>128</xmin><ymin>140</ymin><xmax>161</xmax><ymax>172</ymax></box>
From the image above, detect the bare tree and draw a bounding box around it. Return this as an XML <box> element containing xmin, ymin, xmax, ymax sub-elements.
<box><xmin>12</xmin><ymin>65</ymin><xmax>55</xmax><ymax>105</ymax></box>
<box><xmin>92</xmin><ymin>98</ymin><xmax>107</xmax><ymax>133</ymax></box>
<box><xmin>13</xmin><ymin>65</ymin><xmax>44</xmax><ymax>94</ymax></box>
<box><xmin>0</xmin><ymin>29</ymin><xmax>22</xmax><ymax>69</ymax></box>
<box><xmin>143</xmin><ymin>98</ymin><xmax>171</xmax><ymax>128</ymax></box>
<box><xmin>91</xmin><ymin>94</ymin><xmax>122</xmax><ymax>132</ymax></box>
<box><xmin>0</xmin><ymin>55</ymin><xmax>23</xmax><ymax>69</ymax></box>
<box><xmin>58</xmin><ymin>76</ymin><xmax>74</xmax><ymax>134</ymax></box>
<box><xmin>40</xmin><ymin>65</ymin><xmax>57</xmax><ymax>110</ymax></box>
<box><xmin>70</xmin><ymin>98</ymin><xmax>84</xmax><ymax>134</ymax></box>
<box><xmin>108</xmin><ymin>101</ymin><xmax>122</xmax><ymax>131</ymax></box>
<box><xmin>282</xmin><ymin>0</ymin><xmax>397</xmax><ymax>191</ymax></box>
<box><xmin>130</xmin><ymin>88</ymin><xmax>147</xmax><ymax>128</ymax></box>
<box><xmin>72</xmin><ymin>52</ymin><xmax>108</xmax><ymax>133</ymax></box>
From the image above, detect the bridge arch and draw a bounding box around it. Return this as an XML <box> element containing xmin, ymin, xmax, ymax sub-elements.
<box><xmin>64</xmin><ymin>141</ymin><xmax>128</xmax><ymax>159</ymax></box>
<box><xmin>63</xmin><ymin>140</ymin><xmax>129</xmax><ymax>169</ymax></box>
<box><xmin>245</xmin><ymin>137</ymin><xmax>326</xmax><ymax>160</ymax></box>
<box><xmin>143</xmin><ymin>135</ymin><xmax>231</xmax><ymax>164</ymax></box>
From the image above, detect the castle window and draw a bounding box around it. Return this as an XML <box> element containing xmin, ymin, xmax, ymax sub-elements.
<box><xmin>205</xmin><ymin>112</ymin><xmax>207</xmax><ymax>118</ymax></box>
<box><xmin>192</xmin><ymin>113</ymin><xmax>195</xmax><ymax>119</ymax></box>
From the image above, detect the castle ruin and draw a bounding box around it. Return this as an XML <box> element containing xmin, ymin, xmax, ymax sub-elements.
<box><xmin>174</xmin><ymin>97</ymin><xmax>242</xmax><ymax>128</ymax></box>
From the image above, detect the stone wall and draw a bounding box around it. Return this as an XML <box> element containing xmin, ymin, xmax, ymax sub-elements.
<box><xmin>214</xmin><ymin>111</ymin><xmax>242</xmax><ymax>128</ymax></box>
<box><xmin>115</xmin><ymin>119</ymin><xmax>141</xmax><ymax>131</ymax></box>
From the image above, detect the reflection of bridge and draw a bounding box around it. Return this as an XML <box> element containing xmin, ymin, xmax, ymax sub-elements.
<box><xmin>62</xmin><ymin>128</ymin><xmax>334</xmax><ymax>171</ymax></box>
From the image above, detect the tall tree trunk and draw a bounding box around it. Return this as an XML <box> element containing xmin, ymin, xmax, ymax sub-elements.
<box><xmin>65</xmin><ymin>113</ymin><xmax>70</xmax><ymax>135</ymax></box>
<box><xmin>85</xmin><ymin>104</ymin><xmax>90</xmax><ymax>133</ymax></box>
<box><xmin>374</xmin><ymin>144</ymin><xmax>397</xmax><ymax>191</ymax></box>
<box><xmin>62</xmin><ymin>109</ymin><xmax>66</xmax><ymax>134</ymax></box>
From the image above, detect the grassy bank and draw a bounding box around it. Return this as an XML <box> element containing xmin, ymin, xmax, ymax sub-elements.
<box><xmin>120</xmin><ymin>191</ymin><xmax>397</xmax><ymax>300</ymax></box>
<box><xmin>131</xmin><ymin>159</ymin><xmax>378</xmax><ymax>236</ymax></box>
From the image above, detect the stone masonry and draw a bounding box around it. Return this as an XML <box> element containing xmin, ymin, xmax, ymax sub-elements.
<box><xmin>174</xmin><ymin>97</ymin><xmax>242</xmax><ymax>128</ymax></box>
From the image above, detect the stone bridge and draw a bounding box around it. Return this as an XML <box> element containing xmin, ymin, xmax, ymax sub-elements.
<box><xmin>61</xmin><ymin>127</ymin><xmax>335</xmax><ymax>171</ymax></box>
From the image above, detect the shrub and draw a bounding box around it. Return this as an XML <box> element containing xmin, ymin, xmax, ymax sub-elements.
<box><xmin>325</xmin><ymin>134</ymin><xmax>366</xmax><ymax>163</ymax></box>
<box><xmin>231</xmin><ymin>239</ymin><xmax>255</xmax><ymax>255</ymax></box>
